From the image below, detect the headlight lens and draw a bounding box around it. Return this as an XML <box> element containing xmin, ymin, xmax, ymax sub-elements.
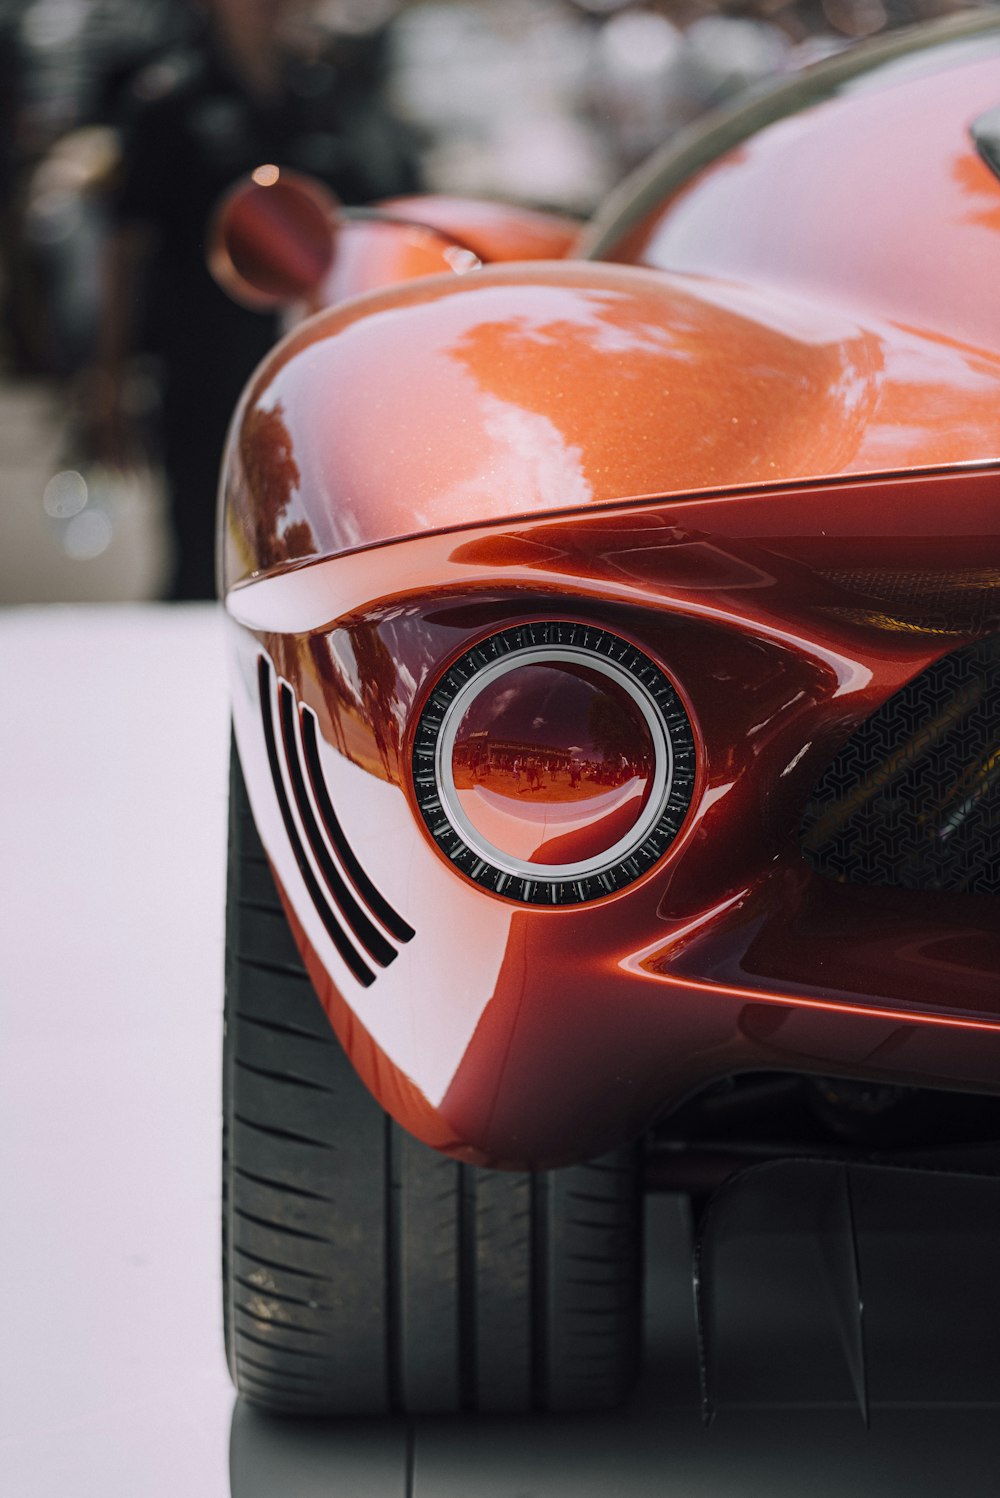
<box><xmin>413</xmin><ymin>622</ymin><xmax>695</xmax><ymax>904</ymax></box>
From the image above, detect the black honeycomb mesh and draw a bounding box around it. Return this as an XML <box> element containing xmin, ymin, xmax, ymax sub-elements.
<box><xmin>801</xmin><ymin>635</ymin><xmax>1000</xmax><ymax>896</ymax></box>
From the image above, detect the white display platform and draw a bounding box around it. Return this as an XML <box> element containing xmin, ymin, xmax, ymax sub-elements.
<box><xmin>3</xmin><ymin>605</ymin><xmax>998</xmax><ymax>1496</ymax></box>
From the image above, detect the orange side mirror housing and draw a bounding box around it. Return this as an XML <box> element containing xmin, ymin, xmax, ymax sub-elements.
<box><xmin>209</xmin><ymin>166</ymin><xmax>339</xmax><ymax>310</ymax></box>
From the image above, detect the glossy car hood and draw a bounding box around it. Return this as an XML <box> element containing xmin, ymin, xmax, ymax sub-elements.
<box><xmin>221</xmin><ymin>261</ymin><xmax>1000</xmax><ymax>590</ymax></box>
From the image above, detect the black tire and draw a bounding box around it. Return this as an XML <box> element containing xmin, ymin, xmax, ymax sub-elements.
<box><xmin>223</xmin><ymin>745</ymin><xmax>643</xmax><ymax>1414</ymax></box>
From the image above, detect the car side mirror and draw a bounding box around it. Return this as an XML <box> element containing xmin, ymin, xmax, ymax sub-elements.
<box><xmin>209</xmin><ymin>166</ymin><xmax>339</xmax><ymax>310</ymax></box>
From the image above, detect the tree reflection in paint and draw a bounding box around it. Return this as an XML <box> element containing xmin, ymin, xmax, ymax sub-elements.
<box><xmin>238</xmin><ymin>401</ymin><xmax>315</xmax><ymax>570</ymax></box>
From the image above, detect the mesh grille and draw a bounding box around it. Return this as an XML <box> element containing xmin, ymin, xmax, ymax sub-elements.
<box><xmin>801</xmin><ymin>636</ymin><xmax>1000</xmax><ymax>896</ymax></box>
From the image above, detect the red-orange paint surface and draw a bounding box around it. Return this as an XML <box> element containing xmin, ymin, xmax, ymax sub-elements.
<box><xmin>223</xmin><ymin>28</ymin><xmax>1000</xmax><ymax>1165</ymax></box>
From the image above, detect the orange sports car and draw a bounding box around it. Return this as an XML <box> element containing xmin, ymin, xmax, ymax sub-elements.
<box><xmin>215</xmin><ymin>15</ymin><xmax>1000</xmax><ymax>1416</ymax></box>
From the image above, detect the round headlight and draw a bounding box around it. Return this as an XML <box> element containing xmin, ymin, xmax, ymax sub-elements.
<box><xmin>412</xmin><ymin>622</ymin><xmax>695</xmax><ymax>904</ymax></box>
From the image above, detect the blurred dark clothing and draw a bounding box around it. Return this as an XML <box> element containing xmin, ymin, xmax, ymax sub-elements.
<box><xmin>112</xmin><ymin>24</ymin><xmax>420</xmax><ymax>600</ymax></box>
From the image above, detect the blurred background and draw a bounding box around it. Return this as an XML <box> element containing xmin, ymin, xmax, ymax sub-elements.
<box><xmin>0</xmin><ymin>0</ymin><xmax>990</xmax><ymax>606</ymax></box>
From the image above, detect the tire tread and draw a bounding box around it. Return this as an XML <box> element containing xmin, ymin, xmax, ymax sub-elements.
<box><xmin>223</xmin><ymin>742</ymin><xmax>641</xmax><ymax>1415</ymax></box>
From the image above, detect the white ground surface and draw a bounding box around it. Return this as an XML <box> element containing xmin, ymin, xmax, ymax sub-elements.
<box><xmin>3</xmin><ymin>604</ymin><xmax>999</xmax><ymax>1496</ymax></box>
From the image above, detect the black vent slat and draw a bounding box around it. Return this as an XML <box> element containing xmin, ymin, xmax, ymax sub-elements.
<box><xmin>301</xmin><ymin>709</ymin><xmax>415</xmax><ymax>944</ymax></box>
<box><xmin>277</xmin><ymin>683</ymin><xmax>397</xmax><ymax>969</ymax></box>
<box><xmin>801</xmin><ymin>635</ymin><xmax>1000</xmax><ymax>896</ymax></box>
<box><xmin>257</xmin><ymin>657</ymin><xmax>375</xmax><ymax>988</ymax></box>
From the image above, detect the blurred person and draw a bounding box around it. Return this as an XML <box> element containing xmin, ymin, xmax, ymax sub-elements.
<box><xmin>1</xmin><ymin>1</ymin><xmax>192</xmax><ymax>377</ymax></box>
<box><xmin>91</xmin><ymin>0</ymin><xmax>418</xmax><ymax>600</ymax></box>
<box><xmin>0</xmin><ymin>3</ymin><xmax>29</xmax><ymax>368</ymax></box>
